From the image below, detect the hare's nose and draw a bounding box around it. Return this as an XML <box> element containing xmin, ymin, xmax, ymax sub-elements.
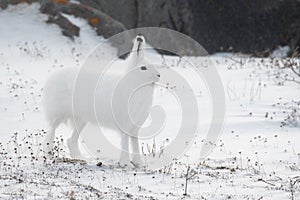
<box><xmin>157</xmin><ymin>74</ymin><xmax>160</xmax><ymax>78</ymax></box>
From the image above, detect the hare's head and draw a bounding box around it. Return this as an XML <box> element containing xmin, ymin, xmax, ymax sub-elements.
<box><xmin>123</xmin><ymin>64</ymin><xmax>160</xmax><ymax>87</ymax></box>
<box><xmin>125</xmin><ymin>34</ymin><xmax>160</xmax><ymax>84</ymax></box>
<box><xmin>138</xmin><ymin>64</ymin><xmax>160</xmax><ymax>83</ymax></box>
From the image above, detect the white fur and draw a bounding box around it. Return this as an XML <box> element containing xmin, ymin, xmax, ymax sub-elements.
<box><xmin>43</xmin><ymin>35</ymin><xmax>160</xmax><ymax>168</ymax></box>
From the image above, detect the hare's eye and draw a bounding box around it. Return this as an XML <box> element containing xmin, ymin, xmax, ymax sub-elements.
<box><xmin>141</xmin><ymin>66</ymin><xmax>147</xmax><ymax>70</ymax></box>
<box><xmin>137</xmin><ymin>36</ymin><xmax>144</xmax><ymax>42</ymax></box>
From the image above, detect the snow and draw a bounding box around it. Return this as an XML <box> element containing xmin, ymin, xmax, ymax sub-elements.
<box><xmin>0</xmin><ymin>3</ymin><xmax>300</xmax><ymax>199</ymax></box>
<box><xmin>271</xmin><ymin>46</ymin><xmax>290</xmax><ymax>58</ymax></box>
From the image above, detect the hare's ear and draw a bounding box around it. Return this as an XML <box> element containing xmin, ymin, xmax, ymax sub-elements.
<box><xmin>127</xmin><ymin>35</ymin><xmax>147</xmax><ymax>69</ymax></box>
<box><xmin>131</xmin><ymin>35</ymin><xmax>145</xmax><ymax>53</ymax></box>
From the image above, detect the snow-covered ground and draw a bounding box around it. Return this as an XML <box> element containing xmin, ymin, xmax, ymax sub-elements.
<box><xmin>0</xmin><ymin>3</ymin><xmax>300</xmax><ymax>199</ymax></box>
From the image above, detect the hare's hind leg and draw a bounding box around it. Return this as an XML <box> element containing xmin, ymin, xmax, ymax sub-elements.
<box><xmin>118</xmin><ymin>132</ymin><xmax>131</xmax><ymax>167</ymax></box>
<box><xmin>67</xmin><ymin>120</ymin><xmax>86</xmax><ymax>159</ymax></box>
<box><xmin>43</xmin><ymin>118</ymin><xmax>62</xmax><ymax>155</ymax></box>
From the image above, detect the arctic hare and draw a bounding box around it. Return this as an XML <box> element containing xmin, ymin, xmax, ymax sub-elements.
<box><xmin>43</xmin><ymin>34</ymin><xmax>160</xmax><ymax>168</ymax></box>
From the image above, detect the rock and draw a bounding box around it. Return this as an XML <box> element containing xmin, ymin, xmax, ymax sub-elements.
<box><xmin>40</xmin><ymin>0</ymin><xmax>126</xmax><ymax>39</ymax></box>
<box><xmin>1</xmin><ymin>0</ymin><xmax>126</xmax><ymax>42</ymax></box>
<box><xmin>2</xmin><ymin>0</ymin><xmax>300</xmax><ymax>56</ymax></box>
<box><xmin>79</xmin><ymin>0</ymin><xmax>300</xmax><ymax>56</ymax></box>
<box><xmin>1</xmin><ymin>0</ymin><xmax>128</xmax><ymax>55</ymax></box>
<box><xmin>0</xmin><ymin>0</ymin><xmax>37</xmax><ymax>9</ymax></box>
<box><xmin>78</xmin><ymin>0</ymin><xmax>137</xmax><ymax>29</ymax></box>
<box><xmin>184</xmin><ymin>0</ymin><xmax>300</xmax><ymax>55</ymax></box>
<box><xmin>288</xmin><ymin>19</ymin><xmax>300</xmax><ymax>56</ymax></box>
<box><xmin>46</xmin><ymin>13</ymin><xmax>80</xmax><ymax>40</ymax></box>
<box><xmin>0</xmin><ymin>0</ymin><xmax>8</xmax><ymax>9</ymax></box>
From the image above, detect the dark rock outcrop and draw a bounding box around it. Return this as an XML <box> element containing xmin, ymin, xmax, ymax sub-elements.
<box><xmin>79</xmin><ymin>0</ymin><xmax>300</xmax><ymax>56</ymax></box>
<box><xmin>0</xmin><ymin>0</ymin><xmax>38</xmax><ymax>9</ymax></box>
<box><xmin>184</xmin><ymin>0</ymin><xmax>300</xmax><ymax>55</ymax></box>
<box><xmin>1</xmin><ymin>0</ymin><xmax>126</xmax><ymax>42</ymax></box>
<box><xmin>39</xmin><ymin>0</ymin><xmax>126</xmax><ymax>39</ymax></box>
<box><xmin>46</xmin><ymin>13</ymin><xmax>80</xmax><ymax>39</ymax></box>
<box><xmin>2</xmin><ymin>0</ymin><xmax>300</xmax><ymax>56</ymax></box>
<box><xmin>78</xmin><ymin>0</ymin><xmax>137</xmax><ymax>29</ymax></box>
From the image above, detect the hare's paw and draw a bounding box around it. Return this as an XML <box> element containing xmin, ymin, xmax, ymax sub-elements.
<box><xmin>67</xmin><ymin>139</ymin><xmax>84</xmax><ymax>160</ymax></box>
<box><xmin>69</xmin><ymin>151</ymin><xmax>85</xmax><ymax>160</ymax></box>
<box><xmin>131</xmin><ymin>155</ymin><xmax>145</xmax><ymax>168</ymax></box>
<box><xmin>118</xmin><ymin>154</ymin><xmax>131</xmax><ymax>168</ymax></box>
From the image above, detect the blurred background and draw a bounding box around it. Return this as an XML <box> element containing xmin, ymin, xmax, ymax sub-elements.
<box><xmin>1</xmin><ymin>0</ymin><xmax>300</xmax><ymax>56</ymax></box>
